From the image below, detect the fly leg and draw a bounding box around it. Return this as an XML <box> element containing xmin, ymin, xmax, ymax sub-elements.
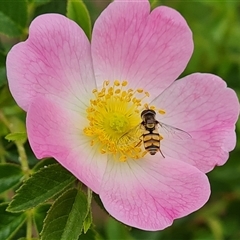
<box><xmin>159</xmin><ymin>148</ymin><xmax>165</xmax><ymax>158</ymax></box>
<box><xmin>135</xmin><ymin>135</ymin><xmax>143</xmax><ymax>147</ymax></box>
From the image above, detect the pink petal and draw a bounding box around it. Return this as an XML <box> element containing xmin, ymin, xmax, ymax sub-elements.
<box><xmin>26</xmin><ymin>96</ymin><xmax>107</xmax><ymax>193</ymax></box>
<box><xmin>152</xmin><ymin>73</ymin><xmax>240</xmax><ymax>172</ymax></box>
<box><xmin>99</xmin><ymin>156</ymin><xmax>210</xmax><ymax>230</ymax></box>
<box><xmin>91</xmin><ymin>2</ymin><xmax>193</xmax><ymax>100</ymax></box>
<box><xmin>6</xmin><ymin>14</ymin><xmax>95</xmax><ymax>112</ymax></box>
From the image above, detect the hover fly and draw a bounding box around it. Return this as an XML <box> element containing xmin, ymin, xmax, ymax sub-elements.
<box><xmin>118</xmin><ymin>109</ymin><xmax>191</xmax><ymax>157</ymax></box>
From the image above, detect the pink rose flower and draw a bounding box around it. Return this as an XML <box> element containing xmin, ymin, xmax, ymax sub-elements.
<box><xmin>6</xmin><ymin>0</ymin><xmax>239</xmax><ymax>230</ymax></box>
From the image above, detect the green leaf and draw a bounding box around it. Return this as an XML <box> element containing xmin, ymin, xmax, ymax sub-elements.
<box><xmin>0</xmin><ymin>163</ymin><xmax>23</xmax><ymax>194</ymax></box>
<box><xmin>0</xmin><ymin>53</ymin><xmax>6</xmax><ymax>87</ymax></box>
<box><xmin>106</xmin><ymin>217</ymin><xmax>133</xmax><ymax>240</ymax></box>
<box><xmin>33</xmin><ymin>204</ymin><xmax>51</xmax><ymax>233</ymax></box>
<box><xmin>41</xmin><ymin>188</ymin><xmax>89</xmax><ymax>240</ymax></box>
<box><xmin>67</xmin><ymin>0</ymin><xmax>92</xmax><ymax>40</ymax></box>
<box><xmin>5</xmin><ymin>132</ymin><xmax>27</xmax><ymax>144</ymax></box>
<box><xmin>83</xmin><ymin>189</ymin><xmax>92</xmax><ymax>233</ymax></box>
<box><xmin>0</xmin><ymin>203</ymin><xmax>27</xmax><ymax>240</ymax></box>
<box><xmin>0</xmin><ymin>12</ymin><xmax>22</xmax><ymax>37</ymax></box>
<box><xmin>7</xmin><ymin>164</ymin><xmax>76</xmax><ymax>212</ymax></box>
<box><xmin>83</xmin><ymin>208</ymin><xmax>92</xmax><ymax>234</ymax></box>
<box><xmin>0</xmin><ymin>84</ymin><xmax>13</xmax><ymax>107</ymax></box>
<box><xmin>149</xmin><ymin>0</ymin><xmax>160</xmax><ymax>9</ymax></box>
<box><xmin>34</xmin><ymin>0</ymin><xmax>51</xmax><ymax>6</ymax></box>
<box><xmin>0</xmin><ymin>0</ymin><xmax>27</xmax><ymax>30</ymax></box>
<box><xmin>79</xmin><ymin>228</ymin><xmax>103</xmax><ymax>240</ymax></box>
<box><xmin>32</xmin><ymin>158</ymin><xmax>57</xmax><ymax>172</ymax></box>
<box><xmin>0</xmin><ymin>66</ymin><xmax>7</xmax><ymax>87</ymax></box>
<box><xmin>34</xmin><ymin>0</ymin><xmax>67</xmax><ymax>16</ymax></box>
<box><xmin>18</xmin><ymin>238</ymin><xmax>39</xmax><ymax>240</ymax></box>
<box><xmin>4</xmin><ymin>116</ymin><xmax>27</xmax><ymax>144</ymax></box>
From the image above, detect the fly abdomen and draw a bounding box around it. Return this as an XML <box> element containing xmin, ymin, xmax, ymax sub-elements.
<box><xmin>142</xmin><ymin>132</ymin><xmax>160</xmax><ymax>155</ymax></box>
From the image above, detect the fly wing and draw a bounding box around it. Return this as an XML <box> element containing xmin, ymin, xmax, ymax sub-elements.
<box><xmin>117</xmin><ymin>124</ymin><xmax>143</xmax><ymax>148</ymax></box>
<box><xmin>158</xmin><ymin>122</ymin><xmax>191</xmax><ymax>140</ymax></box>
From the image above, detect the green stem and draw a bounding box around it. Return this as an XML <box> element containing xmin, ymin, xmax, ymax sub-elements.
<box><xmin>16</xmin><ymin>141</ymin><xmax>29</xmax><ymax>175</ymax></box>
<box><xmin>0</xmin><ymin>111</ymin><xmax>32</xmax><ymax>237</ymax></box>
<box><xmin>87</xmin><ymin>187</ymin><xmax>92</xmax><ymax>206</ymax></box>
<box><xmin>26</xmin><ymin>210</ymin><xmax>33</xmax><ymax>240</ymax></box>
<box><xmin>0</xmin><ymin>111</ymin><xmax>30</xmax><ymax>176</ymax></box>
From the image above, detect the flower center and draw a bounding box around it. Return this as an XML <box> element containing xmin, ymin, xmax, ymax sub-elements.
<box><xmin>83</xmin><ymin>80</ymin><xmax>158</xmax><ymax>161</ymax></box>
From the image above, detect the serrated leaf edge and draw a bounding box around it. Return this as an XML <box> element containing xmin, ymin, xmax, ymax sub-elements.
<box><xmin>6</xmin><ymin>163</ymin><xmax>75</xmax><ymax>213</ymax></box>
<box><xmin>40</xmin><ymin>188</ymin><xmax>89</xmax><ymax>240</ymax></box>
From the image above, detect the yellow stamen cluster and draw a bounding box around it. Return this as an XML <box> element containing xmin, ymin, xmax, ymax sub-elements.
<box><xmin>83</xmin><ymin>80</ymin><xmax>151</xmax><ymax>161</ymax></box>
<box><xmin>83</xmin><ymin>80</ymin><xmax>167</xmax><ymax>161</ymax></box>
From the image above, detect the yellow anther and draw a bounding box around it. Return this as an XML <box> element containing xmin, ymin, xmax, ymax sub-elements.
<box><xmin>98</xmin><ymin>91</ymin><xmax>105</xmax><ymax>98</ymax></box>
<box><xmin>104</xmin><ymin>80</ymin><xmax>110</xmax><ymax>86</ymax></box>
<box><xmin>158</xmin><ymin>109</ymin><xmax>166</xmax><ymax>115</ymax></box>
<box><xmin>84</xmin><ymin>80</ymin><xmax>156</xmax><ymax>162</ymax></box>
<box><xmin>149</xmin><ymin>105</ymin><xmax>155</xmax><ymax>110</ymax></box>
<box><xmin>144</xmin><ymin>103</ymin><xmax>149</xmax><ymax>109</ymax></box>
<box><xmin>121</xmin><ymin>91</ymin><xmax>127</xmax><ymax>97</ymax></box>
<box><xmin>122</xmin><ymin>81</ymin><xmax>128</xmax><ymax>86</ymax></box>
<box><xmin>90</xmin><ymin>100</ymin><xmax>97</xmax><ymax>106</ymax></box>
<box><xmin>145</xmin><ymin>92</ymin><xmax>150</xmax><ymax>97</ymax></box>
<box><xmin>114</xmin><ymin>80</ymin><xmax>120</xmax><ymax>86</ymax></box>
<box><xmin>101</xmin><ymin>149</ymin><xmax>106</xmax><ymax>154</ymax></box>
<box><xmin>119</xmin><ymin>155</ymin><xmax>127</xmax><ymax>162</ymax></box>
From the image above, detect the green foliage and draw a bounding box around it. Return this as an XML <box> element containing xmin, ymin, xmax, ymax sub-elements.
<box><xmin>0</xmin><ymin>163</ymin><xmax>23</xmax><ymax>194</ymax></box>
<box><xmin>7</xmin><ymin>164</ymin><xmax>76</xmax><ymax>212</ymax></box>
<box><xmin>0</xmin><ymin>12</ymin><xmax>22</xmax><ymax>37</ymax></box>
<box><xmin>0</xmin><ymin>85</ymin><xmax>14</xmax><ymax>107</ymax></box>
<box><xmin>105</xmin><ymin>217</ymin><xmax>133</xmax><ymax>240</ymax></box>
<box><xmin>41</xmin><ymin>188</ymin><xmax>89</xmax><ymax>240</ymax></box>
<box><xmin>33</xmin><ymin>204</ymin><xmax>51</xmax><ymax>233</ymax></box>
<box><xmin>0</xmin><ymin>0</ymin><xmax>239</xmax><ymax>239</ymax></box>
<box><xmin>67</xmin><ymin>0</ymin><xmax>92</xmax><ymax>40</ymax></box>
<box><xmin>0</xmin><ymin>203</ymin><xmax>27</xmax><ymax>240</ymax></box>
<box><xmin>5</xmin><ymin>132</ymin><xmax>27</xmax><ymax>144</ymax></box>
<box><xmin>0</xmin><ymin>53</ymin><xmax>6</xmax><ymax>87</ymax></box>
<box><xmin>33</xmin><ymin>0</ymin><xmax>51</xmax><ymax>6</ymax></box>
<box><xmin>0</xmin><ymin>0</ymin><xmax>27</xmax><ymax>37</ymax></box>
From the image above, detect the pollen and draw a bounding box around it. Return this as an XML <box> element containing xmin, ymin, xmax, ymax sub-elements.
<box><xmin>83</xmin><ymin>80</ymin><xmax>165</xmax><ymax>161</ymax></box>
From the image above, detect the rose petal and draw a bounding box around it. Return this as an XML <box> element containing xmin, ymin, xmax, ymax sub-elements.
<box><xmin>27</xmin><ymin>96</ymin><xmax>107</xmax><ymax>193</ymax></box>
<box><xmin>99</xmin><ymin>156</ymin><xmax>210</xmax><ymax>230</ymax></box>
<box><xmin>152</xmin><ymin>73</ymin><xmax>240</xmax><ymax>172</ymax></box>
<box><xmin>7</xmin><ymin>14</ymin><xmax>95</xmax><ymax>112</ymax></box>
<box><xmin>91</xmin><ymin>1</ymin><xmax>193</xmax><ymax>100</ymax></box>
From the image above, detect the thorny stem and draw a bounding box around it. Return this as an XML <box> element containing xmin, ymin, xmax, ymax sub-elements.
<box><xmin>0</xmin><ymin>110</ymin><xmax>30</xmax><ymax>176</ymax></box>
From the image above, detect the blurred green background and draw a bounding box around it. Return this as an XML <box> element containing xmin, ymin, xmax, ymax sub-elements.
<box><xmin>0</xmin><ymin>0</ymin><xmax>239</xmax><ymax>239</ymax></box>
